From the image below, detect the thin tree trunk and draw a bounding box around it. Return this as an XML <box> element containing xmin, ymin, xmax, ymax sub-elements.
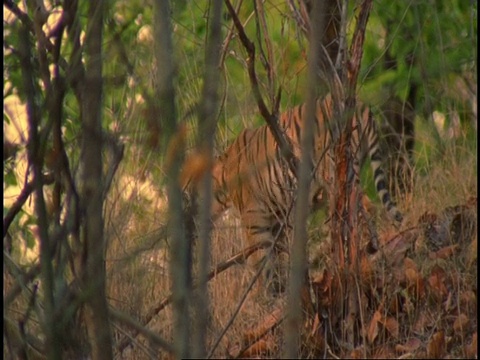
<box><xmin>192</xmin><ymin>0</ymin><xmax>223</xmax><ymax>358</ymax></box>
<box><xmin>18</xmin><ymin>23</ymin><xmax>61</xmax><ymax>360</ymax></box>
<box><xmin>80</xmin><ymin>1</ymin><xmax>113</xmax><ymax>359</ymax></box>
<box><xmin>284</xmin><ymin>2</ymin><xmax>326</xmax><ymax>358</ymax></box>
<box><xmin>153</xmin><ymin>1</ymin><xmax>190</xmax><ymax>359</ymax></box>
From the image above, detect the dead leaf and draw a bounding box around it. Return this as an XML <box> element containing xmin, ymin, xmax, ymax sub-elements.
<box><xmin>415</xmin><ymin>276</ymin><xmax>426</xmax><ymax>299</ymax></box>
<box><xmin>427</xmin><ymin>331</ymin><xmax>446</xmax><ymax>359</ymax></box>
<box><xmin>403</xmin><ymin>258</ymin><xmax>419</xmax><ymax>286</ymax></box>
<box><xmin>311</xmin><ymin>313</ymin><xmax>320</xmax><ymax>336</ymax></box>
<box><xmin>383</xmin><ymin>317</ymin><xmax>400</xmax><ymax>339</ymax></box>
<box><xmin>404</xmin><ymin>257</ymin><xmax>418</xmax><ymax>271</ymax></box>
<box><xmin>393</xmin><ymin>265</ymin><xmax>406</xmax><ymax>284</ymax></box>
<box><xmin>372</xmin><ymin>344</ymin><xmax>395</xmax><ymax>359</ymax></box>
<box><xmin>388</xmin><ymin>294</ymin><xmax>402</xmax><ymax>315</ymax></box>
<box><xmin>312</xmin><ymin>269</ymin><xmax>335</xmax><ymax>309</ymax></box>
<box><xmin>453</xmin><ymin>313</ymin><xmax>469</xmax><ymax>334</ymax></box>
<box><xmin>428</xmin><ymin>244</ymin><xmax>459</xmax><ymax>259</ymax></box>
<box><xmin>227</xmin><ymin>343</ymin><xmax>241</xmax><ymax>358</ymax></box>
<box><xmin>395</xmin><ymin>337</ymin><xmax>422</xmax><ymax>353</ymax></box>
<box><xmin>464</xmin><ymin>332</ymin><xmax>477</xmax><ymax>358</ymax></box>
<box><xmin>362</xmin><ymin>194</ymin><xmax>373</xmax><ymax>213</ymax></box>
<box><xmin>414</xmin><ymin>350</ymin><xmax>428</xmax><ymax>359</ymax></box>
<box><xmin>466</xmin><ymin>237</ymin><xmax>477</xmax><ymax>266</ymax></box>
<box><xmin>428</xmin><ymin>265</ymin><xmax>448</xmax><ymax>300</ymax></box>
<box><xmin>360</xmin><ymin>255</ymin><xmax>374</xmax><ymax>286</ymax></box>
<box><xmin>404</xmin><ymin>259</ymin><xmax>425</xmax><ymax>299</ymax></box>
<box><xmin>239</xmin><ymin>339</ymin><xmax>272</xmax><ymax>358</ymax></box>
<box><xmin>405</xmin><ymin>268</ymin><xmax>419</xmax><ymax>284</ymax></box>
<box><xmin>367</xmin><ymin>311</ymin><xmax>382</xmax><ymax>344</ymax></box>
<box><xmin>350</xmin><ymin>346</ymin><xmax>366</xmax><ymax>359</ymax></box>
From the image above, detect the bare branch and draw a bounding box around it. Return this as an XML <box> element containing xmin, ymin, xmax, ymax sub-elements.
<box><xmin>3</xmin><ymin>173</ymin><xmax>54</xmax><ymax>239</ymax></box>
<box><xmin>18</xmin><ymin>21</ymin><xmax>60</xmax><ymax>359</ymax></box>
<box><xmin>4</xmin><ymin>0</ymin><xmax>34</xmax><ymax>29</ymax></box>
<box><xmin>346</xmin><ymin>0</ymin><xmax>373</xmax><ymax>96</ymax></box>
<box><xmin>254</xmin><ymin>0</ymin><xmax>276</xmax><ymax>105</ymax></box>
<box><xmin>287</xmin><ymin>0</ymin><xmax>310</xmax><ymax>36</ymax></box>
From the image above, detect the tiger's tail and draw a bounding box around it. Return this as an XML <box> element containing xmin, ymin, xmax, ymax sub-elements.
<box><xmin>364</xmin><ymin>111</ymin><xmax>403</xmax><ymax>224</ymax></box>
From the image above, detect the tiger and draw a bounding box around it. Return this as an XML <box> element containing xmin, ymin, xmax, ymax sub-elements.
<box><xmin>187</xmin><ymin>93</ymin><xmax>403</xmax><ymax>295</ymax></box>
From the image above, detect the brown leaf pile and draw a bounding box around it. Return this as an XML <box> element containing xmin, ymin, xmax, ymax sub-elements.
<box><xmin>227</xmin><ymin>199</ymin><xmax>476</xmax><ymax>358</ymax></box>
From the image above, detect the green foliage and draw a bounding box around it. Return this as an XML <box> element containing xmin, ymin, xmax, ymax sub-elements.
<box><xmin>361</xmin><ymin>0</ymin><xmax>477</xmax><ymax>118</ymax></box>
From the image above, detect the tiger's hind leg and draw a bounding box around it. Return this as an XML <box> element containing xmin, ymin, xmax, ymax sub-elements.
<box><xmin>242</xmin><ymin>213</ymin><xmax>289</xmax><ymax>298</ymax></box>
<box><xmin>263</xmin><ymin>223</ymin><xmax>290</xmax><ymax>296</ymax></box>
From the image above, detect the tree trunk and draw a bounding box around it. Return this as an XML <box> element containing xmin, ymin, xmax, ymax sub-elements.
<box><xmin>284</xmin><ymin>2</ymin><xmax>326</xmax><ymax>357</ymax></box>
<box><xmin>80</xmin><ymin>1</ymin><xmax>113</xmax><ymax>359</ymax></box>
<box><xmin>192</xmin><ymin>0</ymin><xmax>223</xmax><ymax>357</ymax></box>
<box><xmin>154</xmin><ymin>1</ymin><xmax>191</xmax><ymax>358</ymax></box>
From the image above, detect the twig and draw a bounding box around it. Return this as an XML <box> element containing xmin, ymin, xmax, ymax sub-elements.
<box><xmin>346</xmin><ymin>0</ymin><xmax>372</xmax><ymax>94</ymax></box>
<box><xmin>219</xmin><ymin>0</ymin><xmax>243</xmax><ymax>66</ymax></box>
<box><xmin>111</xmin><ymin>322</ymin><xmax>157</xmax><ymax>359</ymax></box>
<box><xmin>254</xmin><ymin>0</ymin><xmax>276</xmax><ymax>106</ymax></box>
<box><xmin>286</xmin><ymin>0</ymin><xmax>310</xmax><ymax>36</ymax></box>
<box><xmin>3</xmin><ymin>173</ymin><xmax>55</xmax><ymax>239</ymax></box>
<box><xmin>3</xmin><ymin>253</ymin><xmax>41</xmax><ymax>306</ymax></box>
<box><xmin>102</xmin><ymin>133</ymin><xmax>125</xmax><ymax>198</ymax></box>
<box><xmin>335</xmin><ymin>0</ymin><xmax>349</xmax><ymax>71</ymax></box>
<box><xmin>109</xmin><ymin>307</ymin><xmax>174</xmax><ymax>354</ymax></box>
<box><xmin>4</xmin><ymin>0</ymin><xmax>33</xmax><ymax>29</ymax></box>
<box><xmin>4</xmin><ymin>0</ymin><xmax>70</xmax><ymax>71</ymax></box>
<box><xmin>235</xmin><ymin>308</ymin><xmax>285</xmax><ymax>358</ymax></box>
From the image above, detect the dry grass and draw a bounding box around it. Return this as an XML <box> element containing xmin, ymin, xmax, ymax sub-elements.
<box><xmin>106</xmin><ymin>123</ymin><xmax>476</xmax><ymax>359</ymax></box>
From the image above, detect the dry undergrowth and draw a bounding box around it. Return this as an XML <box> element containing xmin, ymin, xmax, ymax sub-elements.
<box><xmin>107</xmin><ymin>133</ymin><xmax>477</xmax><ymax>359</ymax></box>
